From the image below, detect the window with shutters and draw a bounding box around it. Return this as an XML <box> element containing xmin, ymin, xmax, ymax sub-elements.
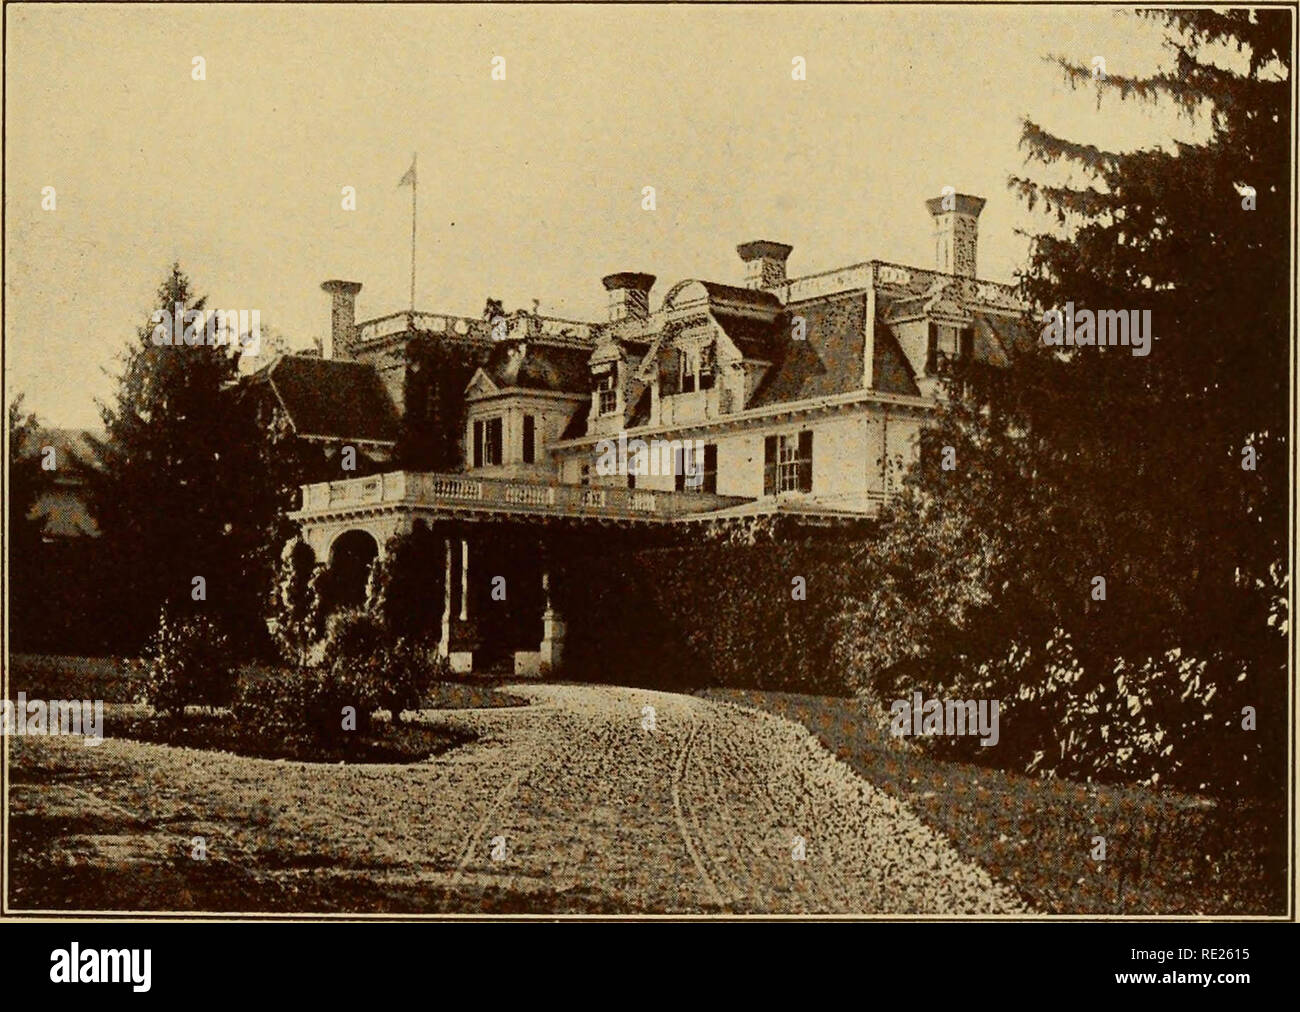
<box><xmin>764</xmin><ymin>430</ymin><xmax>813</xmax><ymax>494</ymax></box>
<box><xmin>958</xmin><ymin>326</ymin><xmax>974</xmax><ymax>362</ymax></box>
<box><xmin>674</xmin><ymin>443</ymin><xmax>693</xmax><ymax>492</ymax></box>
<box><xmin>673</xmin><ymin>442</ymin><xmax>716</xmax><ymax>494</ymax></box>
<box><xmin>702</xmin><ymin>443</ymin><xmax>717</xmax><ymax>494</ymax></box>
<box><xmin>473</xmin><ymin>417</ymin><xmax>503</xmax><ymax>467</ymax></box>
<box><xmin>522</xmin><ymin>414</ymin><xmax>536</xmax><ymax>464</ymax></box>
<box><xmin>926</xmin><ymin>322</ymin><xmax>940</xmax><ymax>375</ymax></box>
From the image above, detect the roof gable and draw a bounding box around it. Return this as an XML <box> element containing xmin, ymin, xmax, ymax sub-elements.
<box><xmin>267</xmin><ymin>356</ymin><xmax>399</xmax><ymax>443</ymax></box>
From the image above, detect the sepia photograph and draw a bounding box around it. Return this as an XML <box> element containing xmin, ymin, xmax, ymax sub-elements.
<box><xmin>1</xmin><ymin>0</ymin><xmax>1296</xmax><ymax>969</ymax></box>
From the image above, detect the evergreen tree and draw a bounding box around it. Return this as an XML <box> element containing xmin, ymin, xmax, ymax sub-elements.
<box><xmin>841</xmin><ymin>11</ymin><xmax>1290</xmax><ymax>798</ymax></box>
<box><xmin>7</xmin><ymin>396</ymin><xmax>49</xmax><ymax>649</ymax></box>
<box><xmin>83</xmin><ymin>264</ymin><xmax>247</xmax><ymax>648</ymax></box>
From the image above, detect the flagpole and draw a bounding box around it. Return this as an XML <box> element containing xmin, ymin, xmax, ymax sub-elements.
<box><xmin>409</xmin><ymin>153</ymin><xmax>417</xmax><ymax>313</ymax></box>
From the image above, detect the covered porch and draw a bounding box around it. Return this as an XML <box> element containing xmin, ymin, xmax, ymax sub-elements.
<box><xmin>288</xmin><ymin>470</ymin><xmax>748</xmax><ymax>675</ymax></box>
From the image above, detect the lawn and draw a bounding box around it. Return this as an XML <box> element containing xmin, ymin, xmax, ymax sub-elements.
<box><xmin>698</xmin><ymin>688</ymin><xmax>1286</xmax><ymax>916</ymax></box>
<box><xmin>6</xmin><ymin>654</ymin><xmax>140</xmax><ymax>702</ymax></box>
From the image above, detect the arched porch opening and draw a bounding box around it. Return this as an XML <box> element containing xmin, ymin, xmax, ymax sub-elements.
<box><xmin>328</xmin><ymin>529</ymin><xmax>380</xmax><ymax>610</ymax></box>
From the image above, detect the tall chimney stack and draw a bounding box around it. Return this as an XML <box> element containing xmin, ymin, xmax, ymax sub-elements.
<box><xmin>601</xmin><ymin>272</ymin><xmax>656</xmax><ymax>323</ymax></box>
<box><xmin>736</xmin><ymin>240</ymin><xmax>793</xmax><ymax>290</ymax></box>
<box><xmin>925</xmin><ymin>193</ymin><xmax>985</xmax><ymax>278</ymax></box>
<box><xmin>320</xmin><ymin>280</ymin><xmax>362</xmax><ymax>359</ymax></box>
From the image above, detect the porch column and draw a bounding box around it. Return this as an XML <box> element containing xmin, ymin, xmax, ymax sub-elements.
<box><xmin>448</xmin><ymin>536</ymin><xmax>473</xmax><ymax>675</ymax></box>
<box><xmin>539</xmin><ymin>565</ymin><xmax>565</xmax><ymax>676</ymax></box>
<box><xmin>438</xmin><ymin>537</ymin><xmax>452</xmax><ymax>658</ymax></box>
<box><xmin>459</xmin><ymin>537</ymin><xmax>469</xmax><ymax>621</ymax></box>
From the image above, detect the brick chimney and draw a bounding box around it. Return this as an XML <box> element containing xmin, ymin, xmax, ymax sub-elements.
<box><xmin>602</xmin><ymin>272</ymin><xmax>656</xmax><ymax>323</ymax></box>
<box><xmin>925</xmin><ymin>193</ymin><xmax>985</xmax><ymax>278</ymax></box>
<box><xmin>736</xmin><ymin>240</ymin><xmax>793</xmax><ymax>290</ymax></box>
<box><xmin>320</xmin><ymin>280</ymin><xmax>362</xmax><ymax>359</ymax></box>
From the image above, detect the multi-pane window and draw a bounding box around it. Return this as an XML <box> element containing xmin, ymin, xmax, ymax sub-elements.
<box><xmin>522</xmin><ymin>414</ymin><xmax>536</xmax><ymax>464</ymax></box>
<box><xmin>764</xmin><ymin>431</ymin><xmax>813</xmax><ymax>494</ymax></box>
<box><xmin>597</xmin><ymin>371</ymin><xmax>617</xmax><ymax>415</ymax></box>
<box><xmin>676</xmin><ymin>344</ymin><xmax>716</xmax><ymax>394</ymax></box>
<box><xmin>927</xmin><ymin>323</ymin><xmax>975</xmax><ymax>374</ymax></box>
<box><xmin>778</xmin><ymin>437</ymin><xmax>801</xmax><ymax>491</ymax></box>
<box><xmin>473</xmin><ymin>417</ymin><xmax>503</xmax><ymax>467</ymax></box>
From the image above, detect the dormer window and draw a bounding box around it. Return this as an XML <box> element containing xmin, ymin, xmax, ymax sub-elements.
<box><xmin>699</xmin><ymin>344</ymin><xmax>715</xmax><ymax>390</ymax></box>
<box><xmin>596</xmin><ymin>369</ymin><xmax>617</xmax><ymax>415</ymax></box>
<box><xmin>679</xmin><ymin>348</ymin><xmax>696</xmax><ymax>394</ymax></box>
<box><xmin>678</xmin><ymin>343</ymin><xmax>714</xmax><ymax>394</ymax></box>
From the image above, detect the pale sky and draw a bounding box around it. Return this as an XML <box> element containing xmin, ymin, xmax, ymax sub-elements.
<box><xmin>5</xmin><ymin>3</ymin><xmax>1199</xmax><ymax>428</ymax></box>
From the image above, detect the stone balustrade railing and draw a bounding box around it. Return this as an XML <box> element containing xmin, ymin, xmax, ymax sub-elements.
<box><xmin>298</xmin><ymin>470</ymin><xmax>748</xmax><ymax>520</ymax></box>
<box><xmin>356</xmin><ymin>312</ymin><xmax>596</xmax><ymax>346</ymax></box>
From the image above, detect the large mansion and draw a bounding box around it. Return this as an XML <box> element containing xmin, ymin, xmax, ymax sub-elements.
<box><xmin>271</xmin><ymin>192</ymin><xmax>1029</xmax><ymax>675</ymax></box>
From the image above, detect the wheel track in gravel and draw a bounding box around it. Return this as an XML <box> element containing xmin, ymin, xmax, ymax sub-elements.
<box><xmin>446</xmin><ymin>717</ymin><xmax>582</xmax><ymax>889</ymax></box>
<box><xmin>700</xmin><ymin>710</ymin><xmax>810</xmax><ymax>912</ymax></box>
<box><xmin>669</xmin><ymin>713</ymin><xmax>728</xmax><ymax>910</ymax></box>
<box><xmin>690</xmin><ymin>713</ymin><xmax>754</xmax><ymax>909</ymax></box>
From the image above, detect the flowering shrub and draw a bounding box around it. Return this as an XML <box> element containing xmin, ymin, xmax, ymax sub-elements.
<box><xmin>143</xmin><ymin>610</ymin><xmax>238</xmax><ymax>717</ymax></box>
<box><xmin>320</xmin><ymin>608</ymin><xmax>437</xmax><ymax>729</ymax></box>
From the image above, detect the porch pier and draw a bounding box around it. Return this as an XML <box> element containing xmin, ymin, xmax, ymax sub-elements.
<box><xmin>438</xmin><ymin>537</ymin><xmax>452</xmax><ymax>658</ymax></box>
<box><xmin>448</xmin><ymin>536</ymin><xmax>473</xmax><ymax>674</ymax></box>
<box><xmin>539</xmin><ymin>566</ymin><xmax>565</xmax><ymax>676</ymax></box>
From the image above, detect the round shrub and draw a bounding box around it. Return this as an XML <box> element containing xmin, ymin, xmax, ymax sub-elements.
<box><xmin>144</xmin><ymin>610</ymin><xmax>237</xmax><ymax>717</ymax></box>
<box><xmin>321</xmin><ymin>608</ymin><xmax>435</xmax><ymax>728</ymax></box>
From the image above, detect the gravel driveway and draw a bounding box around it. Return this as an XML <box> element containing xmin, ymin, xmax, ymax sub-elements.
<box><xmin>9</xmin><ymin>684</ymin><xmax>1028</xmax><ymax>914</ymax></box>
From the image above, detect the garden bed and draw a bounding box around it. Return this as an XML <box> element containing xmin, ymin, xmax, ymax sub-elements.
<box><xmin>109</xmin><ymin>710</ymin><xmax>473</xmax><ymax>764</ymax></box>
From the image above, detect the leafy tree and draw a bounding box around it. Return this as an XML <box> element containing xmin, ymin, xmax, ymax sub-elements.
<box><xmin>270</xmin><ymin>536</ymin><xmax>318</xmax><ymax>666</ymax></box>
<box><xmin>7</xmin><ymin>396</ymin><xmax>46</xmax><ymax>563</ymax></box>
<box><xmin>7</xmin><ymin>396</ymin><xmax>50</xmax><ymax>649</ymax></box>
<box><xmin>367</xmin><ymin>523</ymin><xmax>445</xmax><ymax>642</ymax></box>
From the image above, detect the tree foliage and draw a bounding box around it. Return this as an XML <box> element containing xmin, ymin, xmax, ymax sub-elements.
<box><xmin>395</xmin><ymin>336</ymin><xmax>489</xmax><ymax>471</ymax></box>
<box><xmin>839</xmin><ymin>11</ymin><xmax>1290</xmax><ymax>798</ymax></box>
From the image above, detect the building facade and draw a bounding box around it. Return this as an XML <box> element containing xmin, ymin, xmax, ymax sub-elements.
<box><xmin>283</xmin><ymin>192</ymin><xmax>1030</xmax><ymax>675</ymax></box>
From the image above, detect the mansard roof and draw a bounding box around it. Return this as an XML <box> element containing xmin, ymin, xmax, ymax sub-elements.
<box><xmin>748</xmin><ymin>291</ymin><xmax>871</xmax><ymax>406</ymax></box>
<box><xmin>259</xmin><ymin>354</ymin><xmax>400</xmax><ymax>444</ymax></box>
<box><xmin>970</xmin><ymin>312</ymin><xmax>1037</xmax><ymax>366</ymax></box>
<box><xmin>711</xmin><ymin>308</ymin><xmax>784</xmax><ymax>361</ymax></box>
<box><xmin>871</xmin><ymin>322</ymin><xmax>922</xmax><ymax>396</ymax></box>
